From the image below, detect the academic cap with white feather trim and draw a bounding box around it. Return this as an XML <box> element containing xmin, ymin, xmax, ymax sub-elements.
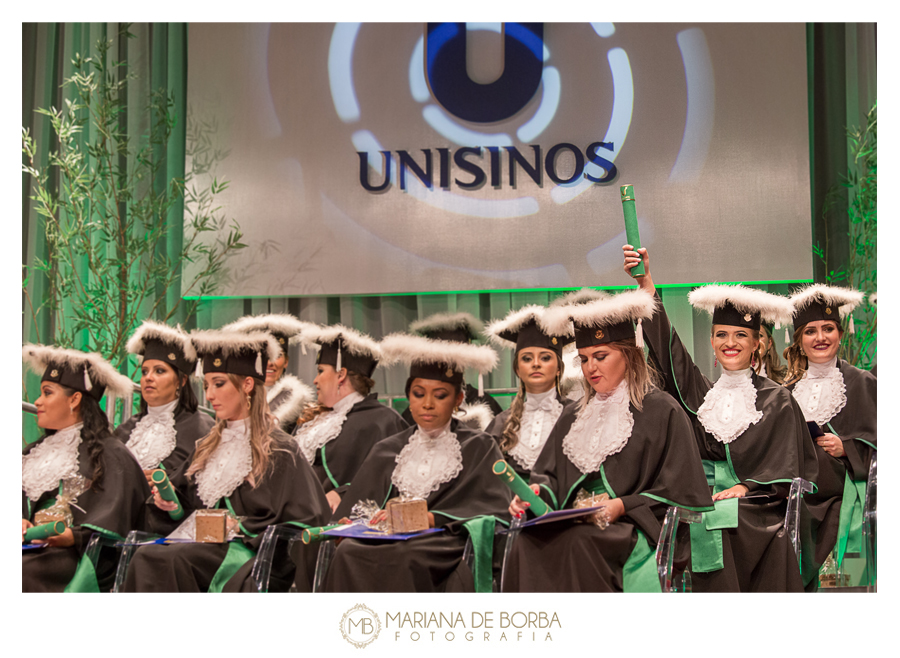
<box><xmin>190</xmin><ymin>329</ymin><xmax>280</xmax><ymax>382</ymax></box>
<box><xmin>23</xmin><ymin>344</ymin><xmax>135</xmax><ymax>400</ymax></box>
<box><xmin>126</xmin><ymin>320</ymin><xmax>197</xmax><ymax>375</ymax></box>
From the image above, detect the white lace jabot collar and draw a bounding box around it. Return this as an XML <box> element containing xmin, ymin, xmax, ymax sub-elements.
<box><xmin>509</xmin><ymin>390</ymin><xmax>563</xmax><ymax>472</ymax></box>
<box><xmin>194</xmin><ymin>418</ymin><xmax>253</xmax><ymax>507</ymax></box>
<box><xmin>22</xmin><ymin>422</ymin><xmax>83</xmax><ymax>502</ymax></box>
<box><xmin>126</xmin><ymin>400</ymin><xmax>179</xmax><ymax>470</ymax></box>
<box><xmin>392</xmin><ymin>422</ymin><xmax>463</xmax><ymax>500</ymax></box>
<box><xmin>792</xmin><ymin>357</ymin><xmax>846</xmax><ymax>425</ymax></box>
<box><xmin>294</xmin><ymin>391</ymin><xmax>364</xmax><ymax>464</ymax></box>
<box><xmin>698</xmin><ymin>367</ymin><xmax>762</xmax><ymax>444</ymax></box>
<box><xmin>563</xmin><ymin>380</ymin><xmax>633</xmax><ymax>475</ymax></box>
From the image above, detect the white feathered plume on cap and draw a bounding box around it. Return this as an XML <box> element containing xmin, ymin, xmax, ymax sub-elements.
<box><xmin>483</xmin><ymin>305</ymin><xmax>546</xmax><ymax>350</ymax></box>
<box><xmin>409</xmin><ymin>311</ymin><xmax>484</xmax><ymax>338</ymax></box>
<box><xmin>22</xmin><ymin>344</ymin><xmax>135</xmax><ymax>398</ymax></box>
<box><xmin>789</xmin><ymin>283</ymin><xmax>865</xmax><ymax>317</ymax></box>
<box><xmin>454</xmin><ymin>402</ymin><xmax>494</xmax><ymax>431</ymax></box>
<box><xmin>190</xmin><ymin>329</ymin><xmax>281</xmax><ymax>377</ymax></box>
<box><xmin>380</xmin><ymin>333</ymin><xmax>498</xmax><ymax>374</ymax></box>
<box><xmin>549</xmin><ymin>288</ymin><xmax>610</xmax><ymax>308</ymax></box>
<box><xmin>126</xmin><ymin>320</ymin><xmax>197</xmax><ymax>361</ymax></box>
<box><xmin>689</xmin><ymin>284</ymin><xmax>794</xmax><ymax>326</ymax></box>
<box><xmin>541</xmin><ymin>289</ymin><xmax>657</xmax><ymax>338</ymax></box>
<box><xmin>221</xmin><ymin>313</ymin><xmax>314</xmax><ymax>341</ymax></box>
<box><xmin>296</xmin><ymin>324</ymin><xmax>382</xmax><ymax>360</ymax></box>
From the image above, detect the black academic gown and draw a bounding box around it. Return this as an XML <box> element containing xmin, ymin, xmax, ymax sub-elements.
<box><xmin>402</xmin><ymin>383</ymin><xmax>503</xmax><ymax>425</ymax></box>
<box><xmin>22</xmin><ymin>435</ymin><xmax>150</xmax><ymax>592</ymax></box>
<box><xmin>308</xmin><ymin>394</ymin><xmax>408</xmax><ymax>496</ymax></box>
<box><xmin>790</xmin><ymin>359</ymin><xmax>877</xmax><ymax>587</ymax></box>
<box><xmin>113</xmin><ymin>405</ymin><xmax>215</xmax><ymax>473</ymax></box>
<box><xmin>642</xmin><ymin>293</ymin><xmax>818</xmax><ymax>592</ymax></box>
<box><xmin>121</xmin><ymin>428</ymin><xmax>330</xmax><ymax>592</ymax></box>
<box><xmin>502</xmin><ymin>389</ymin><xmax>714</xmax><ymax>592</ymax></box>
<box><xmin>322</xmin><ymin>421</ymin><xmax>512</xmax><ymax>593</ymax></box>
<box><xmin>485</xmin><ymin>393</ymin><xmax>575</xmax><ymax>481</ymax></box>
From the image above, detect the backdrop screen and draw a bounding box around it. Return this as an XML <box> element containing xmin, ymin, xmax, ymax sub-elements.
<box><xmin>184</xmin><ymin>22</ymin><xmax>812</xmax><ymax>296</ymax></box>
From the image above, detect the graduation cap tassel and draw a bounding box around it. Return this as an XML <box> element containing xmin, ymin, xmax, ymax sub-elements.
<box><xmin>784</xmin><ymin>326</ymin><xmax>790</xmax><ymax>343</ymax></box>
<box><xmin>83</xmin><ymin>364</ymin><xmax>93</xmax><ymax>392</ymax></box>
<box><xmin>255</xmin><ymin>350</ymin><xmax>264</xmax><ymax>376</ymax></box>
<box><xmin>775</xmin><ymin>321</ymin><xmax>781</xmax><ymax>330</ymax></box>
<box><xmin>635</xmin><ymin>319</ymin><xmax>644</xmax><ymax>349</ymax></box>
<box><xmin>849</xmin><ymin>315</ymin><xmax>855</xmax><ymax>334</ymax></box>
<box><xmin>336</xmin><ymin>343</ymin><xmax>342</xmax><ymax>371</ymax></box>
<box><xmin>195</xmin><ymin>359</ymin><xmax>203</xmax><ymax>378</ymax></box>
<box><xmin>478</xmin><ymin>372</ymin><xmax>484</xmax><ymax>397</ymax></box>
<box><xmin>301</xmin><ymin>342</ymin><xmax>307</xmax><ymax>356</ymax></box>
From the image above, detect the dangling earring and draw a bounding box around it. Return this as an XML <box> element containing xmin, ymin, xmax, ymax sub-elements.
<box><xmin>453</xmin><ymin>405</ymin><xmax>459</xmax><ymax>413</ymax></box>
<box><xmin>714</xmin><ymin>356</ymin><xmax>718</xmax><ymax>368</ymax></box>
<box><xmin>555</xmin><ymin>371</ymin><xmax>561</xmax><ymax>396</ymax></box>
<box><xmin>751</xmin><ymin>355</ymin><xmax>757</xmax><ymax>369</ymax></box>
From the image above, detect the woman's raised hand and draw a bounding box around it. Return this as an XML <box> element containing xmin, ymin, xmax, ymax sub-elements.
<box><xmin>622</xmin><ymin>245</ymin><xmax>655</xmax><ymax>294</ymax></box>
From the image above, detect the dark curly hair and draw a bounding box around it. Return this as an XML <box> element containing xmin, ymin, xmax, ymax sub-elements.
<box><xmin>43</xmin><ymin>386</ymin><xmax>112</xmax><ymax>491</ymax></box>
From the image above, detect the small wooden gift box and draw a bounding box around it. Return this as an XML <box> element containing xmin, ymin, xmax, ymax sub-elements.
<box><xmin>385</xmin><ymin>498</ymin><xmax>429</xmax><ymax>534</ymax></box>
<box><xmin>195</xmin><ymin>509</ymin><xmax>228</xmax><ymax>543</ymax></box>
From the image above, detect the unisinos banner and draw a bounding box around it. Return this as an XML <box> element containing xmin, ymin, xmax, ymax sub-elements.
<box><xmin>184</xmin><ymin>23</ymin><xmax>812</xmax><ymax>297</ymax></box>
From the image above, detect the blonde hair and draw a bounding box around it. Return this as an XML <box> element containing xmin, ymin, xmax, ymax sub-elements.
<box><xmin>295</xmin><ymin>369</ymin><xmax>374</xmax><ymax>428</ymax></box>
<box><xmin>187</xmin><ymin>375</ymin><xmax>282</xmax><ymax>487</ymax></box>
<box><xmin>782</xmin><ymin>321</ymin><xmax>844</xmax><ymax>386</ymax></box>
<box><xmin>578</xmin><ymin>339</ymin><xmax>659</xmax><ymax>412</ymax></box>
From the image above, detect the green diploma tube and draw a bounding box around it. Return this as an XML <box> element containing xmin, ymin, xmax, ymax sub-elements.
<box><xmin>151</xmin><ymin>469</ymin><xmax>184</xmax><ymax>521</ymax></box>
<box><xmin>620</xmin><ymin>184</ymin><xmax>645</xmax><ymax>278</ymax></box>
<box><xmin>492</xmin><ymin>460</ymin><xmax>550</xmax><ymax>517</ymax></box>
<box><xmin>24</xmin><ymin>520</ymin><xmax>66</xmax><ymax>542</ymax></box>
<box><xmin>302</xmin><ymin>524</ymin><xmax>344</xmax><ymax>544</ymax></box>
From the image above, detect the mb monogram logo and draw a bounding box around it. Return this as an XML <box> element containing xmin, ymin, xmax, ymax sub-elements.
<box><xmin>340</xmin><ymin>604</ymin><xmax>382</xmax><ymax>648</ymax></box>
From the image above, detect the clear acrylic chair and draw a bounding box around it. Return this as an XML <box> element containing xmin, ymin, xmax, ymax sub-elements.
<box><xmin>785</xmin><ymin>477</ymin><xmax>815</xmax><ymax>568</ymax></box>
<box><xmin>250</xmin><ymin>524</ymin><xmax>306</xmax><ymax>593</ymax></box>
<box><xmin>656</xmin><ymin>506</ymin><xmax>701</xmax><ymax>592</ymax></box>
<box><xmin>862</xmin><ymin>454</ymin><xmax>877</xmax><ymax>591</ymax></box>
<box><xmin>112</xmin><ymin>530</ymin><xmax>160</xmax><ymax>593</ymax></box>
<box><xmin>82</xmin><ymin>532</ymin><xmax>123</xmax><ymax>593</ymax></box>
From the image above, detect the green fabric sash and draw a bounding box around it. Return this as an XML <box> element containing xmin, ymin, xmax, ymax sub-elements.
<box><xmin>623</xmin><ymin>529</ymin><xmax>662</xmax><ymax>593</ymax></box>
<box><xmin>462</xmin><ymin>515</ymin><xmax>497</xmax><ymax>593</ymax></box>
<box><xmin>208</xmin><ymin>541</ymin><xmax>256</xmax><ymax>593</ymax></box>
<box><xmin>582</xmin><ymin>474</ymin><xmax>660</xmax><ymax>591</ymax></box>
<box><xmin>63</xmin><ymin>553</ymin><xmax>101</xmax><ymax>593</ymax></box>
<box><xmin>690</xmin><ymin>460</ymin><xmax>740</xmax><ymax>572</ymax></box>
<box><xmin>320</xmin><ymin>446</ymin><xmax>349</xmax><ymax>491</ymax></box>
<box><xmin>836</xmin><ymin>471</ymin><xmax>866</xmax><ymax>567</ymax></box>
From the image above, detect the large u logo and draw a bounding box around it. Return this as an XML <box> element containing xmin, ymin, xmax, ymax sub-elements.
<box><xmin>425</xmin><ymin>23</ymin><xmax>544</xmax><ymax>123</ymax></box>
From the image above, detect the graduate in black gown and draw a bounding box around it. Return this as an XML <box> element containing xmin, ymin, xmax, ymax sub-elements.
<box><xmin>223</xmin><ymin>313</ymin><xmax>315</xmax><ymax>433</ymax></box>
<box><xmin>120</xmin><ymin>329</ymin><xmax>329</xmax><ymax>592</ymax></box>
<box><xmin>292</xmin><ymin>324</ymin><xmax>408</xmax><ymax>512</ymax></box>
<box><xmin>623</xmin><ymin>245</ymin><xmax>818</xmax><ymax>592</ymax></box>
<box><xmin>502</xmin><ymin>289</ymin><xmax>714</xmax><ymax>592</ymax></box>
<box><xmin>784</xmin><ymin>284</ymin><xmax>876</xmax><ymax>588</ymax></box>
<box><xmin>483</xmin><ymin>305</ymin><xmax>575</xmax><ymax>481</ymax></box>
<box><xmin>322</xmin><ymin>332</ymin><xmax>511</xmax><ymax>593</ymax></box>
<box><xmin>22</xmin><ymin>345</ymin><xmax>149</xmax><ymax>592</ymax></box>
<box><xmin>113</xmin><ymin>321</ymin><xmax>214</xmax><ymax>479</ymax></box>
<box><xmin>401</xmin><ymin>312</ymin><xmax>503</xmax><ymax>426</ymax></box>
